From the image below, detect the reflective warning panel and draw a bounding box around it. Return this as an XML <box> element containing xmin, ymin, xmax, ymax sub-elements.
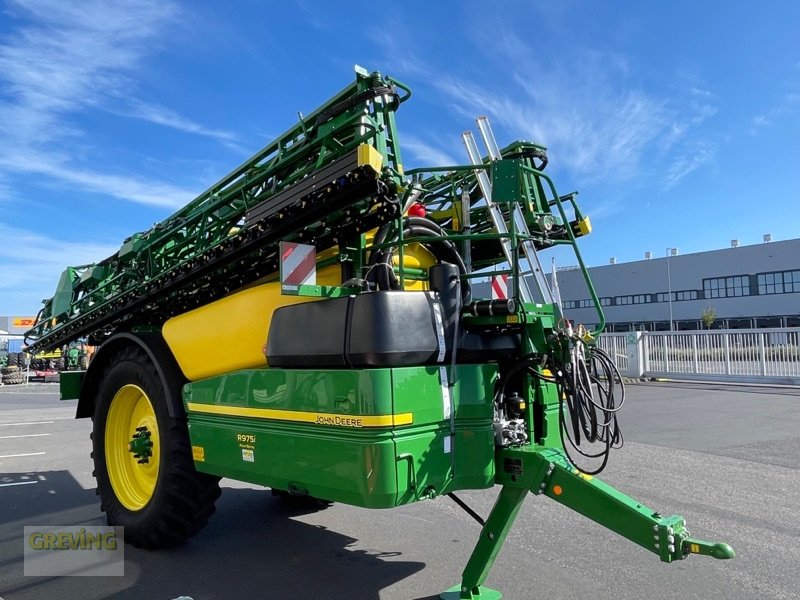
<box><xmin>491</xmin><ymin>274</ymin><xmax>508</xmax><ymax>300</ymax></box>
<box><xmin>279</xmin><ymin>241</ymin><xmax>316</xmax><ymax>292</ymax></box>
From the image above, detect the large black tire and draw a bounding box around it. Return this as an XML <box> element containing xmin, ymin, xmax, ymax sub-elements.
<box><xmin>1</xmin><ymin>365</ymin><xmax>19</xmax><ymax>376</ymax></box>
<box><xmin>7</xmin><ymin>353</ymin><xmax>21</xmax><ymax>369</ymax></box>
<box><xmin>91</xmin><ymin>346</ymin><xmax>220</xmax><ymax>548</ymax></box>
<box><xmin>2</xmin><ymin>372</ymin><xmax>24</xmax><ymax>385</ymax></box>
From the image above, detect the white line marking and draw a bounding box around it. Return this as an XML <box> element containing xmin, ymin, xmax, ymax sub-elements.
<box><xmin>0</xmin><ymin>452</ymin><xmax>46</xmax><ymax>459</ymax></box>
<box><xmin>0</xmin><ymin>433</ymin><xmax>51</xmax><ymax>440</ymax></box>
<box><xmin>0</xmin><ymin>421</ymin><xmax>55</xmax><ymax>427</ymax></box>
<box><xmin>0</xmin><ymin>480</ymin><xmax>38</xmax><ymax>488</ymax></box>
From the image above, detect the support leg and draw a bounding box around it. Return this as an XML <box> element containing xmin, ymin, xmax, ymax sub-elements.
<box><xmin>440</xmin><ymin>485</ymin><xmax>528</xmax><ymax>600</ymax></box>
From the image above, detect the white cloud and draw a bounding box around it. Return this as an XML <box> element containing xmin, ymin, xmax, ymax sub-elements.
<box><xmin>378</xmin><ymin>27</ymin><xmax>719</xmax><ymax>192</ymax></box>
<box><xmin>0</xmin><ymin>150</ymin><xmax>194</xmax><ymax>209</ymax></box>
<box><xmin>0</xmin><ymin>223</ymin><xmax>119</xmax><ymax>314</ymax></box>
<box><xmin>0</xmin><ymin>0</ymin><xmax>230</xmax><ymax>207</ymax></box>
<box><xmin>401</xmin><ymin>135</ymin><xmax>459</xmax><ymax>168</ymax></box>
<box><xmin>0</xmin><ymin>0</ymin><xmax>177</xmax><ymax>139</ymax></box>
<box><xmin>750</xmin><ymin>91</ymin><xmax>799</xmax><ymax>135</ymax></box>
<box><xmin>112</xmin><ymin>99</ymin><xmax>241</xmax><ymax>149</ymax></box>
<box><xmin>663</xmin><ymin>140</ymin><xmax>717</xmax><ymax>190</ymax></box>
<box><xmin>690</xmin><ymin>87</ymin><xmax>715</xmax><ymax>99</ymax></box>
<box><xmin>434</xmin><ymin>71</ymin><xmax>670</xmax><ymax>184</ymax></box>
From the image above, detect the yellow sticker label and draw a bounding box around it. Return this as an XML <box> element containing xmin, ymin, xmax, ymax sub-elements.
<box><xmin>192</xmin><ymin>446</ymin><xmax>205</xmax><ymax>462</ymax></box>
<box><xmin>506</xmin><ymin>315</ymin><xmax>519</xmax><ymax>323</ymax></box>
<box><xmin>691</xmin><ymin>544</ymin><xmax>700</xmax><ymax>554</ymax></box>
<box><xmin>186</xmin><ymin>403</ymin><xmax>412</xmax><ymax>428</ymax></box>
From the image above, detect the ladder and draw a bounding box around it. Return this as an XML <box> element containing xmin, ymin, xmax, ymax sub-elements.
<box><xmin>462</xmin><ymin>116</ymin><xmax>554</xmax><ymax>305</ymax></box>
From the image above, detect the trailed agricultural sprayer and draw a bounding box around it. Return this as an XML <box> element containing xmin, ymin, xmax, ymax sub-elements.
<box><xmin>27</xmin><ymin>66</ymin><xmax>733</xmax><ymax>599</ymax></box>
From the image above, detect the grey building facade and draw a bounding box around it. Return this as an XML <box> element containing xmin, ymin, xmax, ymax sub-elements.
<box><xmin>552</xmin><ymin>238</ymin><xmax>800</xmax><ymax>331</ymax></box>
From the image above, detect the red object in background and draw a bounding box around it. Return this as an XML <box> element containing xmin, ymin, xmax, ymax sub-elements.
<box><xmin>408</xmin><ymin>202</ymin><xmax>426</xmax><ymax>217</ymax></box>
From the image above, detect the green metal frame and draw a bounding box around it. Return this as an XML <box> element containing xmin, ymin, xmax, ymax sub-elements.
<box><xmin>27</xmin><ymin>67</ymin><xmax>411</xmax><ymax>353</ymax></box>
<box><xmin>40</xmin><ymin>68</ymin><xmax>735</xmax><ymax>599</ymax></box>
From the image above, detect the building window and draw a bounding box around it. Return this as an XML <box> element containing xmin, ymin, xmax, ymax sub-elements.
<box><xmin>703</xmin><ymin>275</ymin><xmax>750</xmax><ymax>299</ymax></box>
<box><xmin>578</xmin><ymin>298</ymin><xmax>594</xmax><ymax>308</ymax></box>
<box><xmin>632</xmin><ymin>294</ymin><xmax>648</xmax><ymax>304</ymax></box>
<box><xmin>600</xmin><ymin>297</ymin><xmax>612</xmax><ymax>306</ymax></box>
<box><xmin>563</xmin><ymin>300</ymin><xmax>577</xmax><ymax>309</ymax></box>
<box><xmin>656</xmin><ymin>290</ymin><xmax>697</xmax><ymax>302</ymax></box>
<box><xmin>615</xmin><ymin>295</ymin><xmax>632</xmax><ymax>305</ymax></box>
<box><xmin>758</xmin><ymin>270</ymin><xmax>800</xmax><ymax>294</ymax></box>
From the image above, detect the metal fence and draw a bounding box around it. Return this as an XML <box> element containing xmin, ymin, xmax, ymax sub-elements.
<box><xmin>596</xmin><ymin>328</ymin><xmax>800</xmax><ymax>385</ymax></box>
<box><xmin>596</xmin><ymin>333</ymin><xmax>629</xmax><ymax>373</ymax></box>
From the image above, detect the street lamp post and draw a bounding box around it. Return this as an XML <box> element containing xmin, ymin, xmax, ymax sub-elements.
<box><xmin>666</xmin><ymin>247</ymin><xmax>674</xmax><ymax>331</ymax></box>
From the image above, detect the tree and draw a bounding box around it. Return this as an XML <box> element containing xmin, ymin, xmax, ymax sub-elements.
<box><xmin>701</xmin><ymin>305</ymin><xmax>717</xmax><ymax>330</ymax></box>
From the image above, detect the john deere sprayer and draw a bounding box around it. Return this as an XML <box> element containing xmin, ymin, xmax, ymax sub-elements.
<box><xmin>26</xmin><ymin>66</ymin><xmax>733</xmax><ymax>599</ymax></box>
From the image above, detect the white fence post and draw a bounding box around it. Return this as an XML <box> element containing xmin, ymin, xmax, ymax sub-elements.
<box><xmin>624</xmin><ymin>332</ymin><xmax>644</xmax><ymax>378</ymax></box>
<box><xmin>723</xmin><ymin>333</ymin><xmax>731</xmax><ymax>375</ymax></box>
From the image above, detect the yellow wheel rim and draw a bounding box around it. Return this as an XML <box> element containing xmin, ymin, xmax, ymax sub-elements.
<box><xmin>105</xmin><ymin>384</ymin><xmax>160</xmax><ymax>511</ymax></box>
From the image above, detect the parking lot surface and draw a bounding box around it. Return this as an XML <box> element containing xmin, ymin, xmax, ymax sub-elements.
<box><xmin>0</xmin><ymin>381</ymin><xmax>798</xmax><ymax>599</ymax></box>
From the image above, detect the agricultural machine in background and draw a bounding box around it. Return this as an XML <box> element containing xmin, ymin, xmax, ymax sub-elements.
<box><xmin>25</xmin><ymin>66</ymin><xmax>733</xmax><ymax>598</ymax></box>
<box><xmin>0</xmin><ymin>342</ymin><xmax>88</xmax><ymax>385</ymax></box>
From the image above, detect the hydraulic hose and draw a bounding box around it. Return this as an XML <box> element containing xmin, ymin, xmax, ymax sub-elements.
<box><xmin>367</xmin><ymin>216</ymin><xmax>471</xmax><ymax>304</ymax></box>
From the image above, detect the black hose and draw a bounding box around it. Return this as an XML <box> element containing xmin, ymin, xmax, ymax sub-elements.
<box><xmin>367</xmin><ymin>216</ymin><xmax>471</xmax><ymax>304</ymax></box>
<box><xmin>314</xmin><ymin>83</ymin><xmax>399</xmax><ymax>127</ymax></box>
<box><xmin>552</xmin><ymin>343</ymin><xmax>624</xmax><ymax>475</ymax></box>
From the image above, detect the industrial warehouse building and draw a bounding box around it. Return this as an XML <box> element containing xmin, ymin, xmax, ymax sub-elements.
<box><xmin>553</xmin><ymin>236</ymin><xmax>800</xmax><ymax>331</ymax></box>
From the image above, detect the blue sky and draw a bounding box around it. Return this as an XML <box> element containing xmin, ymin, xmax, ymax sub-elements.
<box><xmin>0</xmin><ymin>0</ymin><xmax>798</xmax><ymax>316</ymax></box>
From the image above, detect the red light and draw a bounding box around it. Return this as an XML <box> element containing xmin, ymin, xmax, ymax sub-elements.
<box><xmin>408</xmin><ymin>202</ymin><xmax>426</xmax><ymax>217</ymax></box>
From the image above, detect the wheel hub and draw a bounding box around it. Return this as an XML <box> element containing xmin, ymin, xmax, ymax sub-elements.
<box><xmin>105</xmin><ymin>384</ymin><xmax>160</xmax><ymax>511</ymax></box>
<box><xmin>128</xmin><ymin>426</ymin><xmax>153</xmax><ymax>464</ymax></box>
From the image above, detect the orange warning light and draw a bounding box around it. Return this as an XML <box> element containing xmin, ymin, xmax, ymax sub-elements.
<box><xmin>553</xmin><ymin>485</ymin><xmax>563</xmax><ymax>496</ymax></box>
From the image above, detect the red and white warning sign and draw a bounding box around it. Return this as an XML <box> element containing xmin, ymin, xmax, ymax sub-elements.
<box><xmin>491</xmin><ymin>274</ymin><xmax>508</xmax><ymax>300</ymax></box>
<box><xmin>280</xmin><ymin>241</ymin><xmax>316</xmax><ymax>290</ymax></box>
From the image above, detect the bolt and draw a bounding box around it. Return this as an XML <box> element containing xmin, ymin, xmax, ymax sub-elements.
<box><xmin>488</xmin><ymin>532</ymin><xmax>495</xmax><ymax>541</ymax></box>
<box><xmin>668</xmin><ymin>545</ymin><xmax>675</xmax><ymax>553</ymax></box>
<box><xmin>654</xmin><ymin>543</ymin><xmax>660</xmax><ymax>549</ymax></box>
<box><xmin>653</xmin><ymin>525</ymin><xmax>659</xmax><ymax>532</ymax></box>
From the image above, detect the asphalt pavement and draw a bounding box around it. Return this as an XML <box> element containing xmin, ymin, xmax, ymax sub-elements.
<box><xmin>0</xmin><ymin>381</ymin><xmax>798</xmax><ymax>600</ymax></box>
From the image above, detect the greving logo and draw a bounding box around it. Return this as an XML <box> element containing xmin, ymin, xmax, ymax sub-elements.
<box><xmin>23</xmin><ymin>526</ymin><xmax>124</xmax><ymax>576</ymax></box>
